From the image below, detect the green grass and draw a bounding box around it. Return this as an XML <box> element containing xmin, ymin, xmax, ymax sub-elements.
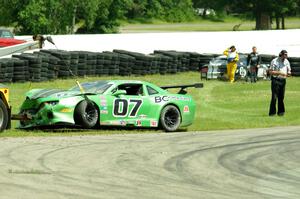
<box><xmin>1</xmin><ymin>72</ymin><xmax>300</xmax><ymax>137</ymax></box>
<box><xmin>119</xmin><ymin>17</ymin><xmax>300</xmax><ymax>32</ymax></box>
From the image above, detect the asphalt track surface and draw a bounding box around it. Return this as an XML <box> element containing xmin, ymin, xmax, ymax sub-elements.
<box><xmin>0</xmin><ymin>126</ymin><xmax>299</xmax><ymax>199</ymax></box>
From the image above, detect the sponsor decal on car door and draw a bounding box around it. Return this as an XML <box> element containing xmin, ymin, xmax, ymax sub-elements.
<box><xmin>101</xmin><ymin>95</ymin><xmax>150</xmax><ymax>126</ymax></box>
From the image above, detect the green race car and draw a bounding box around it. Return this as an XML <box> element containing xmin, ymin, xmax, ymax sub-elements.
<box><xmin>18</xmin><ymin>80</ymin><xmax>202</xmax><ymax>132</ymax></box>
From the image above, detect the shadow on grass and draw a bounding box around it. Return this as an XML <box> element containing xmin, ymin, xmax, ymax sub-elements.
<box><xmin>17</xmin><ymin>125</ymin><xmax>188</xmax><ymax>134</ymax></box>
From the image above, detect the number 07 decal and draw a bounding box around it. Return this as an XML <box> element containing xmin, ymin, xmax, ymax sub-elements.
<box><xmin>113</xmin><ymin>99</ymin><xmax>143</xmax><ymax>117</ymax></box>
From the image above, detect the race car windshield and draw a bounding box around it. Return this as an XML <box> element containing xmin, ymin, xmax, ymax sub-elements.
<box><xmin>69</xmin><ymin>81</ymin><xmax>112</xmax><ymax>94</ymax></box>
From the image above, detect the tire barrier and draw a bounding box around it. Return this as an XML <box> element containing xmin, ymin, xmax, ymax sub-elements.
<box><xmin>0</xmin><ymin>49</ymin><xmax>299</xmax><ymax>83</ymax></box>
<box><xmin>260</xmin><ymin>54</ymin><xmax>299</xmax><ymax>77</ymax></box>
<box><xmin>113</xmin><ymin>49</ymin><xmax>157</xmax><ymax>75</ymax></box>
<box><xmin>0</xmin><ymin>59</ymin><xmax>15</xmax><ymax>83</ymax></box>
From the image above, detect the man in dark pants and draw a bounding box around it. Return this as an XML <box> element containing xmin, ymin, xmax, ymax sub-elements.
<box><xmin>268</xmin><ymin>50</ymin><xmax>291</xmax><ymax>116</ymax></box>
<box><xmin>247</xmin><ymin>46</ymin><xmax>261</xmax><ymax>82</ymax></box>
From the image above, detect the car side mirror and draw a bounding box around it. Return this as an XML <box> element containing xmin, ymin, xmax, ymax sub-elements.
<box><xmin>113</xmin><ymin>89</ymin><xmax>126</xmax><ymax>96</ymax></box>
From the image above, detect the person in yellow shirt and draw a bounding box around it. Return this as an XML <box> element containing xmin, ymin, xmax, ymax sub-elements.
<box><xmin>223</xmin><ymin>46</ymin><xmax>239</xmax><ymax>83</ymax></box>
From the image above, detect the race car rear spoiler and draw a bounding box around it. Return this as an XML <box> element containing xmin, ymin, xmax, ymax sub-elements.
<box><xmin>160</xmin><ymin>83</ymin><xmax>203</xmax><ymax>94</ymax></box>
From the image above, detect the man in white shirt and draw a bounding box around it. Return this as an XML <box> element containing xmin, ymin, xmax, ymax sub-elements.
<box><xmin>268</xmin><ymin>50</ymin><xmax>291</xmax><ymax>116</ymax></box>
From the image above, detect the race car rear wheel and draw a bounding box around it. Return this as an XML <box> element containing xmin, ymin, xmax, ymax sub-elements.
<box><xmin>74</xmin><ymin>100</ymin><xmax>99</xmax><ymax>128</ymax></box>
<box><xmin>160</xmin><ymin>105</ymin><xmax>181</xmax><ymax>132</ymax></box>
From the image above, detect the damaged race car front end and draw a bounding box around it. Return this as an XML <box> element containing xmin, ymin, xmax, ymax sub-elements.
<box><xmin>15</xmin><ymin>89</ymin><xmax>83</xmax><ymax>129</ymax></box>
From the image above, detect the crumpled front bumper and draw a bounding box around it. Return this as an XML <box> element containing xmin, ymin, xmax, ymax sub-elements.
<box><xmin>17</xmin><ymin>104</ymin><xmax>75</xmax><ymax>129</ymax></box>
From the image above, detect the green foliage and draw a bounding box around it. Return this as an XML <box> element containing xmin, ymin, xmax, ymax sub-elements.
<box><xmin>18</xmin><ymin>0</ymin><xmax>50</xmax><ymax>34</ymax></box>
<box><xmin>0</xmin><ymin>0</ymin><xmax>299</xmax><ymax>34</ymax></box>
<box><xmin>123</xmin><ymin>0</ymin><xmax>196</xmax><ymax>22</ymax></box>
<box><xmin>162</xmin><ymin>0</ymin><xmax>195</xmax><ymax>22</ymax></box>
<box><xmin>0</xmin><ymin>0</ymin><xmax>123</xmax><ymax>34</ymax></box>
<box><xmin>193</xmin><ymin>0</ymin><xmax>299</xmax><ymax>30</ymax></box>
<box><xmin>11</xmin><ymin>0</ymin><xmax>197</xmax><ymax>33</ymax></box>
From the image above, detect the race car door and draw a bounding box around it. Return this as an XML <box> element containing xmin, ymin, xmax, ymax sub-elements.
<box><xmin>100</xmin><ymin>83</ymin><xmax>152</xmax><ymax>127</ymax></box>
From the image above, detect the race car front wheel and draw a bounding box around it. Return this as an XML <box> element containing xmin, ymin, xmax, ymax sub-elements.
<box><xmin>74</xmin><ymin>100</ymin><xmax>99</xmax><ymax>128</ymax></box>
<box><xmin>160</xmin><ymin>105</ymin><xmax>181</xmax><ymax>132</ymax></box>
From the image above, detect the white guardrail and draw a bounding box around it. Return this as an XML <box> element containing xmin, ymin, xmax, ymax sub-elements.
<box><xmin>8</xmin><ymin>29</ymin><xmax>300</xmax><ymax>57</ymax></box>
<box><xmin>0</xmin><ymin>41</ymin><xmax>39</xmax><ymax>57</ymax></box>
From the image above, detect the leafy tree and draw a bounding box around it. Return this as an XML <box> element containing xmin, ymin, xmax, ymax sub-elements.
<box><xmin>125</xmin><ymin>0</ymin><xmax>147</xmax><ymax>19</ymax></box>
<box><xmin>160</xmin><ymin>0</ymin><xmax>195</xmax><ymax>22</ymax></box>
<box><xmin>246</xmin><ymin>0</ymin><xmax>299</xmax><ymax>30</ymax></box>
<box><xmin>78</xmin><ymin>0</ymin><xmax>131</xmax><ymax>33</ymax></box>
<box><xmin>272</xmin><ymin>0</ymin><xmax>298</xmax><ymax>29</ymax></box>
<box><xmin>145</xmin><ymin>0</ymin><xmax>164</xmax><ymax>19</ymax></box>
<box><xmin>124</xmin><ymin>0</ymin><xmax>195</xmax><ymax>22</ymax></box>
<box><xmin>1</xmin><ymin>0</ymin><xmax>299</xmax><ymax>34</ymax></box>
<box><xmin>0</xmin><ymin>0</ymin><xmax>126</xmax><ymax>34</ymax></box>
<box><xmin>192</xmin><ymin>0</ymin><xmax>299</xmax><ymax>30</ymax></box>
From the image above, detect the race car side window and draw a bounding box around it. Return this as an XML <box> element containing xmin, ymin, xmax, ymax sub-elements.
<box><xmin>147</xmin><ymin>86</ymin><xmax>158</xmax><ymax>95</ymax></box>
<box><xmin>117</xmin><ymin>84</ymin><xmax>143</xmax><ymax>96</ymax></box>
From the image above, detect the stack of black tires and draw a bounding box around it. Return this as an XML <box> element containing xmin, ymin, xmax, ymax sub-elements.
<box><xmin>33</xmin><ymin>51</ymin><xmax>60</xmax><ymax>80</ymax></box>
<box><xmin>260</xmin><ymin>54</ymin><xmax>276</xmax><ymax>65</ymax></box>
<box><xmin>0</xmin><ymin>59</ymin><xmax>14</xmax><ymax>83</ymax></box>
<box><xmin>0</xmin><ymin>49</ymin><xmax>299</xmax><ymax>84</ymax></box>
<box><xmin>86</xmin><ymin>52</ymin><xmax>97</xmax><ymax>76</ymax></box>
<box><xmin>155</xmin><ymin>50</ymin><xmax>191</xmax><ymax>73</ymax></box>
<box><xmin>102</xmin><ymin>52</ymin><xmax>120</xmax><ymax>75</ymax></box>
<box><xmin>69</xmin><ymin>51</ymin><xmax>79</xmax><ymax>76</ymax></box>
<box><xmin>117</xmin><ymin>53</ymin><xmax>134</xmax><ymax>76</ymax></box>
<box><xmin>260</xmin><ymin>54</ymin><xmax>300</xmax><ymax>76</ymax></box>
<box><xmin>102</xmin><ymin>52</ymin><xmax>112</xmax><ymax>75</ymax></box>
<box><xmin>151</xmin><ymin>54</ymin><xmax>172</xmax><ymax>75</ymax></box>
<box><xmin>198</xmin><ymin>54</ymin><xmax>217</xmax><ymax>69</ymax></box>
<box><xmin>113</xmin><ymin>49</ymin><xmax>148</xmax><ymax>75</ymax></box>
<box><xmin>40</xmin><ymin>50</ymin><xmax>73</xmax><ymax>78</ymax></box>
<box><xmin>187</xmin><ymin>52</ymin><xmax>203</xmax><ymax>71</ymax></box>
<box><xmin>95</xmin><ymin>53</ymin><xmax>104</xmax><ymax>76</ymax></box>
<box><xmin>11</xmin><ymin>58</ymin><xmax>27</xmax><ymax>83</ymax></box>
<box><xmin>74</xmin><ymin>51</ymin><xmax>88</xmax><ymax>76</ymax></box>
<box><xmin>289</xmin><ymin>57</ymin><xmax>300</xmax><ymax>76</ymax></box>
<box><xmin>12</xmin><ymin>54</ymin><xmax>43</xmax><ymax>82</ymax></box>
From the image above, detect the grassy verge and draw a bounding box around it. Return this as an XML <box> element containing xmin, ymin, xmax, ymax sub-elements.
<box><xmin>1</xmin><ymin>72</ymin><xmax>300</xmax><ymax>137</ymax></box>
<box><xmin>119</xmin><ymin>17</ymin><xmax>300</xmax><ymax>32</ymax></box>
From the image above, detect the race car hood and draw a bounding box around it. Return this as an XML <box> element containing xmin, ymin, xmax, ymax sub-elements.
<box><xmin>25</xmin><ymin>89</ymin><xmax>82</xmax><ymax>100</ymax></box>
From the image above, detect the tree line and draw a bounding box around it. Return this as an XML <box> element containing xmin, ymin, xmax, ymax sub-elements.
<box><xmin>0</xmin><ymin>0</ymin><xmax>299</xmax><ymax>34</ymax></box>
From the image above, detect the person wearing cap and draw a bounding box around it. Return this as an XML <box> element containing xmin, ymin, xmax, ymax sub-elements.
<box><xmin>247</xmin><ymin>46</ymin><xmax>261</xmax><ymax>83</ymax></box>
<box><xmin>268</xmin><ymin>50</ymin><xmax>291</xmax><ymax>116</ymax></box>
<box><xmin>223</xmin><ymin>46</ymin><xmax>239</xmax><ymax>83</ymax></box>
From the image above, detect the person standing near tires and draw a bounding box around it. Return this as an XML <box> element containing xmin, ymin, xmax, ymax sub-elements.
<box><xmin>223</xmin><ymin>46</ymin><xmax>239</xmax><ymax>83</ymax></box>
<box><xmin>268</xmin><ymin>50</ymin><xmax>291</xmax><ymax>116</ymax></box>
<box><xmin>247</xmin><ymin>46</ymin><xmax>261</xmax><ymax>83</ymax></box>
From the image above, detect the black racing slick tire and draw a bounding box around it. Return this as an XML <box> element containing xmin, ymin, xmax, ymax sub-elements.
<box><xmin>160</xmin><ymin>105</ymin><xmax>181</xmax><ymax>132</ymax></box>
<box><xmin>74</xmin><ymin>100</ymin><xmax>99</xmax><ymax>128</ymax></box>
<box><xmin>0</xmin><ymin>99</ymin><xmax>9</xmax><ymax>132</ymax></box>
